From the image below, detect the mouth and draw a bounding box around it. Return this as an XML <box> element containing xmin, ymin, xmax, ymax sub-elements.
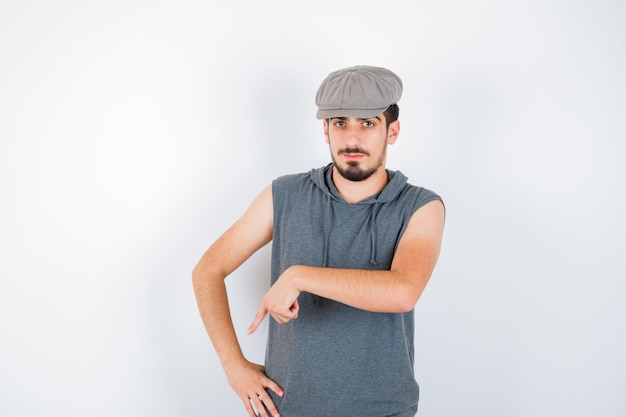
<box><xmin>342</xmin><ymin>152</ymin><xmax>365</xmax><ymax>161</ymax></box>
<box><xmin>339</xmin><ymin>148</ymin><xmax>368</xmax><ymax>161</ymax></box>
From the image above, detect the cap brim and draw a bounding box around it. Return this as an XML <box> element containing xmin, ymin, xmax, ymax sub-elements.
<box><xmin>316</xmin><ymin>107</ymin><xmax>388</xmax><ymax>120</ymax></box>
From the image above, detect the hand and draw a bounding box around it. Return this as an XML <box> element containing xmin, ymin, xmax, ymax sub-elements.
<box><xmin>247</xmin><ymin>266</ymin><xmax>301</xmax><ymax>334</ymax></box>
<box><xmin>226</xmin><ymin>359</ymin><xmax>284</xmax><ymax>417</ymax></box>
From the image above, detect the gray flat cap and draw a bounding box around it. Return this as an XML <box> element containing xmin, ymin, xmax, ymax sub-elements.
<box><xmin>315</xmin><ymin>65</ymin><xmax>403</xmax><ymax>120</ymax></box>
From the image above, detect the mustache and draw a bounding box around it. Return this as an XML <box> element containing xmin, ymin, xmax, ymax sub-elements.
<box><xmin>339</xmin><ymin>147</ymin><xmax>370</xmax><ymax>156</ymax></box>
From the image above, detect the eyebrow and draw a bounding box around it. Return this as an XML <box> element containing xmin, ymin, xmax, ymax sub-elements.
<box><xmin>333</xmin><ymin>116</ymin><xmax>382</xmax><ymax>122</ymax></box>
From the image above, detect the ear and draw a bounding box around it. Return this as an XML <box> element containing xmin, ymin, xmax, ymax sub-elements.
<box><xmin>323</xmin><ymin>119</ymin><xmax>330</xmax><ymax>144</ymax></box>
<box><xmin>387</xmin><ymin>120</ymin><xmax>400</xmax><ymax>144</ymax></box>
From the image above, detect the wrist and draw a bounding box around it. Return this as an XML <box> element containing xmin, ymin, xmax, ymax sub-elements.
<box><xmin>286</xmin><ymin>264</ymin><xmax>305</xmax><ymax>292</ymax></box>
<box><xmin>219</xmin><ymin>348</ymin><xmax>247</xmax><ymax>370</ymax></box>
<box><xmin>222</xmin><ymin>355</ymin><xmax>249</xmax><ymax>376</ymax></box>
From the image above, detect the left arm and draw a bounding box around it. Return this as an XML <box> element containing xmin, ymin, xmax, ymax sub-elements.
<box><xmin>248</xmin><ymin>199</ymin><xmax>445</xmax><ymax>333</ymax></box>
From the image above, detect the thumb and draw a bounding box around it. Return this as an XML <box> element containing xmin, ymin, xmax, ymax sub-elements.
<box><xmin>290</xmin><ymin>299</ymin><xmax>300</xmax><ymax>318</ymax></box>
<box><xmin>247</xmin><ymin>304</ymin><xmax>268</xmax><ymax>335</ymax></box>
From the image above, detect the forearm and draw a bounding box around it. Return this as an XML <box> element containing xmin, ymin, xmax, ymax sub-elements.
<box><xmin>191</xmin><ymin>187</ymin><xmax>273</xmax><ymax>370</ymax></box>
<box><xmin>286</xmin><ymin>265</ymin><xmax>427</xmax><ymax>313</ymax></box>
<box><xmin>192</xmin><ymin>269</ymin><xmax>247</xmax><ymax>370</ymax></box>
<box><xmin>193</xmin><ymin>267</ymin><xmax>286</xmax><ymax>416</ymax></box>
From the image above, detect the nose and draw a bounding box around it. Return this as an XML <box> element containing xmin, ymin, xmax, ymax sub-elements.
<box><xmin>344</xmin><ymin>123</ymin><xmax>362</xmax><ymax>146</ymax></box>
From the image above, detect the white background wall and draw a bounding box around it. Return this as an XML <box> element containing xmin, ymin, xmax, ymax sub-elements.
<box><xmin>1</xmin><ymin>1</ymin><xmax>624</xmax><ymax>416</ymax></box>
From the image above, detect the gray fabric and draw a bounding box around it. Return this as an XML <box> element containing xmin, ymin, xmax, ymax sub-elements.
<box><xmin>265</xmin><ymin>164</ymin><xmax>441</xmax><ymax>417</ymax></box>
<box><xmin>315</xmin><ymin>65</ymin><xmax>403</xmax><ymax>119</ymax></box>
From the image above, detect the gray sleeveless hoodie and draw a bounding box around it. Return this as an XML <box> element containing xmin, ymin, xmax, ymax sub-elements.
<box><xmin>266</xmin><ymin>164</ymin><xmax>441</xmax><ymax>417</ymax></box>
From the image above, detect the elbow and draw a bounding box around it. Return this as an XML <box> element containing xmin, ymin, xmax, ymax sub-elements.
<box><xmin>191</xmin><ymin>264</ymin><xmax>205</xmax><ymax>290</ymax></box>
<box><xmin>394</xmin><ymin>281</ymin><xmax>426</xmax><ymax>313</ymax></box>
<box><xmin>391</xmin><ymin>268</ymin><xmax>433</xmax><ymax>312</ymax></box>
<box><xmin>396</xmin><ymin>292</ymin><xmax>420</xmax><ymax>313</ymax></box>
<box><xmin>192</xmin><ymin>262</ymin><xmax>227</xmax><ymax>293</ymax></box>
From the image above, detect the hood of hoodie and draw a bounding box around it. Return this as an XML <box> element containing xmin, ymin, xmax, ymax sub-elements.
<box><xmin>308</xmin><ymin>163</ymin><xmax>410</xmax><ymax>268</ymax></box>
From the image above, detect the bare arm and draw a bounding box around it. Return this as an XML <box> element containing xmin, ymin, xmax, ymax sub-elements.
<box><xmin>192</xmin><ymin>184</ymin><xmax>283</xmax><ymax>417</ymax></box>
<box><xmin>248</xmin><ymin>199</ymin><xmax>445</xmax><ymax>333</ymax></box>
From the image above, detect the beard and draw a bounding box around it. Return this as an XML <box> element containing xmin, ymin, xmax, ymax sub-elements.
<box><xmin>332</xmin><ymin>146</ymin><xmax>385</xmax><ymax>182</ymax></box>
<box><xmin>335</xmin><ymin>160</ymin><xmax>378</xmax><ymax>181</ymax></box>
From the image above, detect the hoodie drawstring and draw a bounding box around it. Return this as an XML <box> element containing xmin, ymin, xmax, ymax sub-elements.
<box><xmin>322</xmin><ymin>193</ymin><xmax>332</xmax><ymax>268</ymax></box>
<box><xmin>368</xmin><ymin>201</ymin><xmax>382</xmax><ymax>266</ymax></box>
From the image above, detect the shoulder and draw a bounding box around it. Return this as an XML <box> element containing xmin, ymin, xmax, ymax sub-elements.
<box><xmin>395</xmin><ymin>174</ymin><xmax>444</xmax><ymax>214</ymax></box>
<box><xmin>273</xmin><ymin>166</ymin><xmax>326</xmax><ymax>184</ymax></box>
<box><xmin>272</xmin><ymin>166</ymin><xmax>327</xmax><ymax>195</ymax></box>
<box><xmin>407</xmin><ymin>184</ymin><xmax>443</xmax><ymax>208</ymax></box>
<box><xmin>272</xmin><ymin>171</ymin><xmax>310</xmax><ymax>187</ymax></box>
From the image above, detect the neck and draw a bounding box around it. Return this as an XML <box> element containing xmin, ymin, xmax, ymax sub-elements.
<box><xmin>331</xmin><ymin>165</ymin><xmax>389</xmax><ymax>204</ymax></box>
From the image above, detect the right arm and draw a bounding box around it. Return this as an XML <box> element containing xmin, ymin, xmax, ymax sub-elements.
<box><xmin>192</xmin><ymin>184</ymin><xmax>282</xmax><ymax>417</ymax></box>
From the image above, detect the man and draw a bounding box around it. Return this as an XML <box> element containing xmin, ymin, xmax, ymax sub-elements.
<box><xmin>192</xmin><ymin>65</ymin><xmax>445</xmax><ymax>417</ymax></box>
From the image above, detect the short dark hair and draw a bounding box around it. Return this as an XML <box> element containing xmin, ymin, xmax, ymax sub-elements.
<box><xmin>383</xmin><ymin>104</ymin><xmax>399</xmax><ymax>129</ymax></box>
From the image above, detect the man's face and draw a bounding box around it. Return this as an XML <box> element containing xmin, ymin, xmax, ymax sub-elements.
<box><xmin>324</xmin><ymin>114</ymin><xmax>399</xmax><ymax>182</ymax></box>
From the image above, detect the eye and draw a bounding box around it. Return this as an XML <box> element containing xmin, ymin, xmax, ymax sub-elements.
<box><xmin>333</xmin><ymin>120</ymin><xmax>346</xmax><ymax>128</ymax></box>
<box><xmin>363</xmin><ymin>120</ymin><xmax>375</xmax><ymax>128</ymax></box>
